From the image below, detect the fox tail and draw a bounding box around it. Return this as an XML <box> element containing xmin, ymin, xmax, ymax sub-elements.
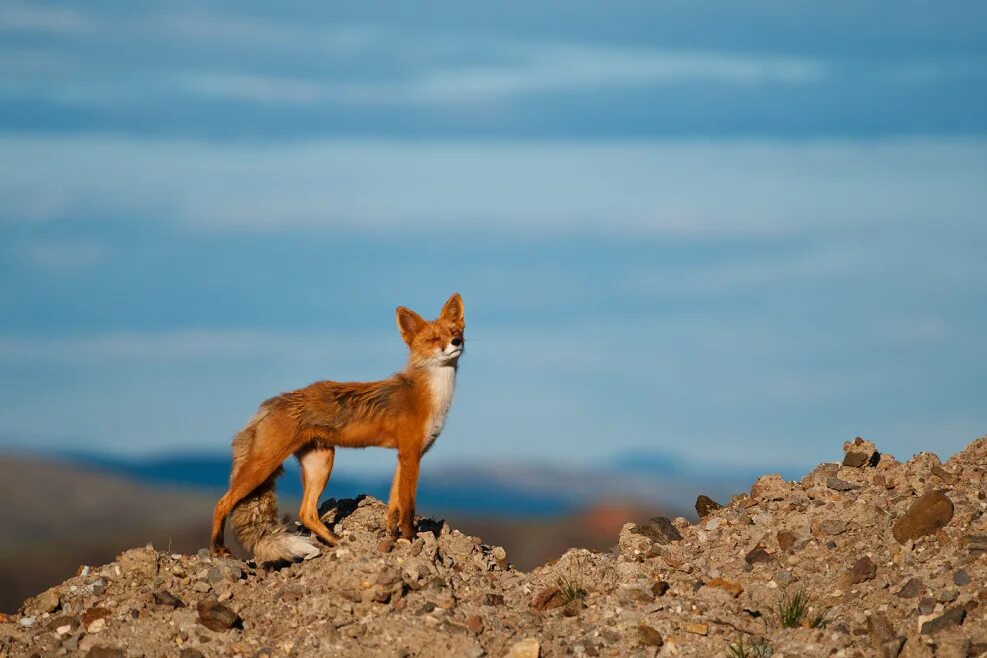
<box><xmin>227</xmin><ymin>422</ymin><xmax>319</xmax><ymax>563</ymax></box>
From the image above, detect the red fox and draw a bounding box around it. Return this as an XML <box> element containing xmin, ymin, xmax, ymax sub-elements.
<box><xmin>209</xmin><ymin>293</ymin><xmax>465</xmax><ymax>561</ymax></box>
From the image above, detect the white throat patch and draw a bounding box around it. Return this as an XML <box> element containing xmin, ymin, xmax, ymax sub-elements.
<box><xmin>424</xmin><ymin>365</ymin><xmax>457</xmax><ymax>451</ymax></box>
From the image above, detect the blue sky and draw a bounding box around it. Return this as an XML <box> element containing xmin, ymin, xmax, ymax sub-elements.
<box><xmin>1</xmin><ymin>1</ymin><xmax>985</xmax><ymax>474</ymax></box>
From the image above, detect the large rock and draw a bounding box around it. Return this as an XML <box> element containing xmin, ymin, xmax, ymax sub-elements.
<box><xmin>892</xmin><ymin>491</ymin><xmax>954</xmax><ymax>543</ymax></box>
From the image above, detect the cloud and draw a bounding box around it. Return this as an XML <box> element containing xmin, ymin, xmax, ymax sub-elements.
<box><xmin>1</xmin><ymin>135</ymin><xmax>984</xmax><ymax>237</ymax></box>
<box><xmin>0</xmin><ymin>5</ymin><xmax>91</xmax><ymax>34</ymax></box>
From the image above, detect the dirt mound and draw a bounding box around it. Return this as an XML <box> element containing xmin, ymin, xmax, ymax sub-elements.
<box><xmin>3</xmin><ymin>436</ymin><xmax>986</xmax><ymax>657</ymax></box>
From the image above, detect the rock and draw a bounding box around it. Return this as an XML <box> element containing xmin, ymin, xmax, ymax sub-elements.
<box><xmin>81</xmin><ymin>607</ymin><xmax>111</xmax><ymax>630</ymax></box>
<box><xmin>954</xmin><ymin>569</ymin><xmax>971</xmax><ymax>586</ymax></box>
<box><xmin>827</xmin><ymin>477</ymin><xmax>860</xmax><ymax>491</ymax></box>
<box><xmin>483</xmin><ymin>593</ymin><xmax>504</xmax><ymax>606</ymax></box>
<box><xmin>843</xmin><ymin>437</ymin><xmax>880</xmax><ymax>467</ymax></box>
<box><xmin>152</xmin><ymin>589</ymin><xmax>185</xmax><ymax>608</ymax></box>
<box><xmin>631</xmin><ymin>517</ymin><xmax>682</xmax><ymax>544</ymax></box>
<box><xmin>814</xmin><ymin>518</ymin><xmax>848</xmax><ymax>536</ymax></box>
<box><xmin>892</xmin><ymin>491</ymin><xmax>954</xmax><ymax>543</ymax></box>
<box><xmin>180</xmin><ymin>650</ymin><xmax>206</xmax><ymax>658</ymax></box>
<box><xmin>850</xmin><ymin>556</ymin><xmax>877</xmax><ymax>584</ymax></box>
<box><xmin>867</xmin><ymin>613</ymin><xmax>895</xmax><ymax>643</ymax></box>
<box><xmin>920</xmin><ymin>606</ymin><xmax>966</xmax><ymax>634</ymax></box>
<box><xmin>684</xmin><ymin>622</ymin><xmax>708</xmax><ymax>635</ymax></box>
<box><xmin>531</xmin><ymin>586</ymin><xmax>565</xmax><ymax>611</ymax></box>
<box><xmin>23</xmin><ymin>587</ymin><xmax>60</xmax><ymax>615</ymax></box>
<box><xmin>652</xmin><ymin>580</ymin><xmax>670</xmax><ymax>597</ymax></box>
<box><xmin>86</xmin><ymin>648</ymin><xmax>126</xmax><ymax>658</ymax></box>
<box><xmin>465</xmin><ymin>614</ymin><xmax>484</xmax><ymax>634</ymax></box>
<box><xmin>967</xmin><ymin>534</ymin><xmax>987</xmax><ymax>555</ymax></box>
<box><xmin>751</xmin><ymin>474</ymin><xmax>789</xmax><ymax>500</ymax></box>
<box><xmin>777</xmin><ymin>530</ymin><xmax>797</xmax><ymax>551</ymax></box>
<box><xmin>695</xmin><ymin>495</ymin><xmax>722</xmax><ymax>518</ymax></box>
<box><xmin>706</xmin><ymin>578</ymin><xmax>744</xmax><ymax>598</ymax></box>
<box><xmin>918</xmin><ymin>597</ymin><xmax>936</xmax><ymax>615</ymax></box>
<box><xmin>745</xmin><ymin>546</ymin><xmax>774</xmax><ymax>565</ymax></box>
<box><xmin>638</xmin><ymin>623</ymin><xmax>663</xmax><ymax>647</ymax></box>
<box><xmin>897</xmin><ymin>578</ymin><xmax>924</xmax><ymax>598</ymax></box>
<box><xmin>196</xmin><ymin>598</ymin><xmax>243</xmax><ymax>631</ymax></box>
<box><xmin>877</xmin><ymin>637</ymin><xmax>906</xmax><ymax>658</ymax></box>
<box><xmin>505</xmin><ymin>638</ymin><xmax>540</xmax><ymax>658</ymax></box>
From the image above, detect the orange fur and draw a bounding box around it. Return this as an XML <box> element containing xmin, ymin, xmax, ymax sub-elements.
<box><xmin>210</xmin><ymin>293</ymin><xmax>465</xmax><ymax>560</ymax></box>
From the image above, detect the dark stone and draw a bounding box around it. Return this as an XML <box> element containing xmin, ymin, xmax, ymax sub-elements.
<box><xmin>651</xmin><ymin>580</ymin><xmax>670</xmax><ymax>597</ymax></box>
<box><xmin>920</xmin><ymin>606</ymin><xmax>966</xmax><ymax>634</ymax></box>
<box><xmin>695</xmin><ymin>495</ymin><xmax>722</xmax><ymax>518</ymax></box>
<box><xmin>745</xmin><ymin>546</ymin><xmax>774</xmax><ymax>565</ymax></box>
<box><xmin>180</xmin><ymin>650</ymin><xmax>206</xmax><ymax>658</ymax></box>
<box><xmin>955</xmin><ymin>569</ymin><xmax>972</xmax><ymax>586</ymax></box>
<box><xmin>897</xmin><ymin>578</ymin><xmax>924</xmax><ymax>598</ymax></box>
<box><xmin>827</xmin><ymin>477</ymin><xmax>861</xmax><ymax>491</ymax></box>
<box><xmin>631</xmin><ymin>517</ymin><xmax>682</xmax><ymax>544</ymax></box>
<box><xmin>638</xmin><ymin>623</ymin><xmax>663</xmax><ymax>647</ymax></box>
<box><xmin>80</xmin><ymin>607</ymin><xmax>111</xmax><ymax>627</ymax></box>
<box><xmin>483</xmin><ymin>593</ymin><xmax>505</xmax><ymax>606</ymax></box>
<box><xmin>867</xmin><ymin>613</ymin><xmax>895</xmax><ymax>643</ymax></box>
<box><xmin>152</xmin><ymin>590</ymin><xmax>185</xmax><ymax>608</ymax></box>
<box><xmin>918</xmin><ymin>597</ymin><xmax>937</xmax><ymax>615</ymax></box>
<box><xmin>851</xmin><ymin>556</ymin><xmax>877</xmax><ymax>584</ymax></box>
<box><xmin>892</xmin><ymin>491</ymin><xmax>954</xmax><ymax>543</ymax></box>
<box><xmin>86</xmin><ymin>649</ymin><xmax>126</xmax><ymax>658</ymax></box>
<box><xmin>196</xmin><ymin>598</ymin><xmax>243</xmax><ymax>632</ymax></box>
<box><xmin>777</xmin><ymin>530</ymin><xmax>797</xmax><ymax>551</ymax></box>
<box><xmin>968</xmin><ymin>534</ymin><xmax>987</xmax><ymax>555</ymax></box>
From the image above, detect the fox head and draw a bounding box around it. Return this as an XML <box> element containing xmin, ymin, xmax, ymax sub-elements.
<box><xmin>396</xmin><ymin>293</ymin><xmax>465</xmax><ymax>367</ymax></box>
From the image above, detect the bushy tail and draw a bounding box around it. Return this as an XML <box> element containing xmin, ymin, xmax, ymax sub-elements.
<box><xmin>227</xmin><ymin>423</ymin><xmax>319</xmax><ymax>563</ymax></box>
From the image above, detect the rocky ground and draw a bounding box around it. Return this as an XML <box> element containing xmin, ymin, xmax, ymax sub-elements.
<box><xmin>2</xmin><ymin>436</ymin><xmax>986</xmax><ymax>658</ymax></box>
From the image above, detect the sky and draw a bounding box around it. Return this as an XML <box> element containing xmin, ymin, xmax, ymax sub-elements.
<box><xmin>1</xmin><ymin>1</ymin><xmax>985</xmax><ymax>475</ymax></box>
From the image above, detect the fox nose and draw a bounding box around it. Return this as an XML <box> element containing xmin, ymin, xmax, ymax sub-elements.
<box><xmin>451</xmin><ymin>337</ymin><xmax>462</xmax><ymax>347</ymax></box>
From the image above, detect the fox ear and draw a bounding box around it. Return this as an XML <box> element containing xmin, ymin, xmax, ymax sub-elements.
<box><xmin>396</xmin><ymin>306</ymin><xmax>426</xmax><ymax>345</ymax></box>
<box><xmin>440</xmin><ymin>292</ymin><xmax>464</xmax><ymax>327</ymax></box>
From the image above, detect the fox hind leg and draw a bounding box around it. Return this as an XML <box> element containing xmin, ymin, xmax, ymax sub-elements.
<box><xmin>297</xmin><ymin>446</ymin><xmax>341</xmax><ymax>546</ymax></box>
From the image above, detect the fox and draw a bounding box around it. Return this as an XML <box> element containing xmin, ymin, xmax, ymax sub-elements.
<box><xmin>209</xmin><ymin>293</ymin><xmax>465</xmax><ymax>562</ymax></box>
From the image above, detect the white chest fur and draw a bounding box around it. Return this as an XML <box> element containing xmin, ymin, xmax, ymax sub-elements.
<box><xmin>424</xmin><ymin>365</ymin><xmax>457</xmax><ymax>451</ymax></box>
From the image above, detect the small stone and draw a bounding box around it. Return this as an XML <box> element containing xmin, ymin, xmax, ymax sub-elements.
<box><xmin>652</xmin><ymin>580</ymin><xmax>670</xmax><ymax>597</ymax></box>
<box><xmin>843</xmin><ymin>437</ymin><xmax>880</xmax><ymax>468</ymax></box>
<box><xmin>18</xmin><ymin>616</ymin><xmax>36</xmax><ymax>627</ymax></box>
<box><xmin>376</xmin><ymin>538</ymin><xmax>395</xmax><ymax>554</ymax></box>
<box><xmin>562</xmin><ymin>599</ymin><xmax>583</xmax><ymax>617</ymax></box>
<box><xmin>896</xmin><ymin>578</ymin><xmax>924</xmax><ymax>598</ymax></box>
<box><xmin>684</xmin><ymin>622</ymin><xmax>708</xmax><ymax>635</ymax></box>
<box><xmin>706</xmin><ymin>578</ymin><xmax>744</xmax><ymax>598</ymax></box>
<box><xmin>918</xmin><ymin>597</ymin><xmax>937</xmax><ymax>615</ymax></box>
<box><xmin>376</xmin><ymin>566</ymin><xmax>402</xmax><ymax>587</ymax></box>
<box><xmin>465</xmin><ymin>614</ymin><xmax>484</xmax><ymax>634</ymax></box>
<box><xmin>631</xmin><ymin>517</ymin><xmax>682</xmax><ymax>544</ymax></box>
<box><xmin>638</xmin><ymin>623</ymin><xmax>663</xmax><ymax>647</ymax></box>
<box><xmin>877</xmin><ymin>637</ymin><xmax>906</xmax><ymax>658</ymax></box>
<box><xmin>81</xmin><ymin>607</ymin><xmax>111</xmax><ymax>628</ymax></box>
<box><xmin>193</xmin><ymin>581</ymin><xmax>211</xmax><ymax>593</ymax></box>
<box><xmin>968</xmin><ymin>534</ymin><xmax>987</xmax><ymax>555</ymax></box>
<box><xmin>196</xmin><ymin>598</ymin><xmax>243</xmax><ymax>631</ymax></box>
<box><xmin>827</xmin><ymin>477</ymin><xmax>860</xmax><ymax>491</ymax></box>
<box><xmin>24</xmin><ymin>588</ymin><xmax>60</xmax><ymax>615</ymax></box>
<box><xmin>505</xmin><ymin>638</ymin><xmax>540</xmax><ymax>658</ymax></box>
<box><xmin>695</xmin><ymin>495</ymin><xmax>722</xmax><ymax>518</ymax></box>
<box><xmin>850</xmin><ymin>556</ymin><xmax>877</xmax><ymax>584</ymax></box>
<box><xmin>867</xmin><ymin>613</ymin><xmax>895</xmax><ymax>643</ymax></box>
<box><xmin>816</xmin><ymin>519</ymin><xmax>848</xmax><ymax>536</ymax></box>
<box><xmin>483</xmin><ymin>593</ymin><xmax>505</xmax><ymax>606</ymax></box>
<box><xmin>745</xmin><ymin>546</ymin><xmax>774</xmax><ymax>565</ymax></box>
<box><xmin>152</xmin><ymin>590</ymin><xmax>185</xmax><ymax>608</ymax></box>
<box><xmin>937</xmin><ymin>589</ymin><xmax>959</xmax><ymax>604</ymax></box>
<box><xmin>86</xmin><ymin>618</ymin><xmax>106</xmax><ymax>633</ymax></box>
<box><xmin>180</xmin><ymin>650</ymin><xmax>206</xmax><ymax>658</ymax></box>
<box><xmin>930</xmin><ymin>464</ymin><xmax>957</xmax><ymax>483</ymax></box>
<box><xmin>920</xmin><ymin>606</ymin><xmax>966</xmax><ymax>634</ymax></box>
<box><xmin>531</xmin><ymin>586</ymin><xmax>565</xmax><ymax>611</ymax></box>
<box><xmin>892</xmin><ymin>491</ymin><xmax>954</xmax><ymax>544</ymax></box>
<box><xmin>954</xmin><ymin>569</ymin><xmax>972</xmax><ymax>586</ymax></box>
<box><xmin>777</xmin><ymin>530</ymin><xmax>797</xmax><ymax>551</ymax></box>
<box><xmin>774</xmin><ymin>570</ymin><xmax>796</xmax><ymax>585</ymax></box>
<box><xmin>86</xmin><ymin>648</ymin><xmax>126</xmax><ymax>658</ymax></box>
